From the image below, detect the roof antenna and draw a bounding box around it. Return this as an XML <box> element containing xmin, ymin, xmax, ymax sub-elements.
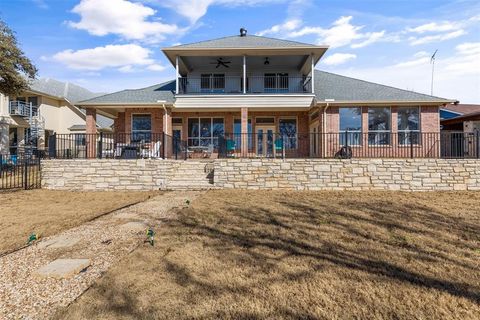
<box><xmin>430</xmin><ymin>49</ymin><xmax>438</xmax><ymax>96</ymax></box>
<box><xmin>240</xmin><ymin>27</ymin><xmax>247</xmax><ymax>37</ymax></box>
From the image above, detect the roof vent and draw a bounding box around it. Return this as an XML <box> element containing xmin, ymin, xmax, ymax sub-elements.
<box><xmin>240</xmin><ymin>28</ymin><xmax>247</xmax><ymax>37</ymax></box>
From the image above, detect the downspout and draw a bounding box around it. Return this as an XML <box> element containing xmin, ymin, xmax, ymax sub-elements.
<box><xmin>323</xmin><ymin>103</ymin><xmax>329</xmax><ymax>158</ymax></box>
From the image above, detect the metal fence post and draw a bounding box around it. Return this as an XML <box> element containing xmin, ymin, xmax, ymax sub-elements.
<box><xmin>24</xmin><ymin>157</ymin><xmax>28</xmax><ymax>190</ymax></box>
<box><xmin>98</xmin><ymin>132</ymin><xmax>103</xmax><ymax>159</ymax></box>
<box><xmin>410</xmin><ymin>131</ymin><xmax>414</xmax><ymax>158</ymax></box>
<box><xmin>162</xmin><ymin>133</ymin><xmax>166</xmax><ymax>160</ymax></box>
<box><xmin>282</xmin><ymin>134</ymin><xmax>285</xmax><ymax>160</ymax></box>
<box><xmin>476</xmin><ymin>131</ymin><xmax>480</xmax><ymax>159</ymax></box>
<box><xmin>174</xmin><ymin>136</ymin><xmax>178</xmax><ymax>160</ymax></box>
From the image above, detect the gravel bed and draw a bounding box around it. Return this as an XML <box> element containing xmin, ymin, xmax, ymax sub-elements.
<box><xmin>0</xmin><ymin>191</ymin><xmax>202</xmax><ymax>320</ymax></box>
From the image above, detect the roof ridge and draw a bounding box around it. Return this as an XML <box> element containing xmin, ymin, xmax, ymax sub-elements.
<box><xmin>315</xmin><ymin>70</ymin><xmax>450</xmax><ymax>101</ymax></box>
<box><xmin>171</xmin><ymin>34</ymin><xmax>321</xmax><ymax>48</ymax></box>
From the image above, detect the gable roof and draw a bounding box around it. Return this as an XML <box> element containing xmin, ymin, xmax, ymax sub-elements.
<box><xmin>314</xmin><ymin>70</ymin><xmax>452</xmax><ymax>103</ymax></box>
<box><xmin>441</xmin><ymin>104</ymin><xmax>480</xmax><ymax>115</ymax></box>
<box><xmin>170</xmin><ymin>35</ymin><xmax>323</xmax><ymax>49</ymax></box>
<box><xmin>78</xmin><ymin>81</ymin><xmax>175</xmax><ymax>105</ymax></box>
<box><xmin>29</xmin><ymin>78</ymin><xmax>104</xmax><ymax>103</ymax></box>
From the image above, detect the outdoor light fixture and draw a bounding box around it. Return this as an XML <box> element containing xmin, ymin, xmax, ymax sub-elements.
<box><xmin>264</xmin><ymin>57</ymin><xmax>270</xmax><ymax>65</ymax></box>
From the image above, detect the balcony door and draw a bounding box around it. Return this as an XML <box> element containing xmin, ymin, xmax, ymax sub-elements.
<box><xmin>256</xmin><ymin>125</ymin><xmax>275</xmax><ymax>157</ymax></box>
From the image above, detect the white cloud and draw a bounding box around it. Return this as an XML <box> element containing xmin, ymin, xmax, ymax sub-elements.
<box><xmin>155</xmin><ymin>0</ymin><xmax>282</xmax><ymax>24</ymax></box>
<box><xmin>117</xmin><ymin>65</ymin><xmax>135</xmax><ymax>73</ymax></box>
<box><xmin>146</xmin><ymin>64</ymin><xmax>166</xmax><ymax>71</ymax></box>
<box><xmin>256</xmin><ymin>19</ymin><xmax>302</xmax><ymax>36</ymax></box>
<box><xmin>259</xmin><ymin>16</ymin><xmax>386</xmax><ymax>49</ymax></box>
<box><xmin>322</xmin><ymin>53</ymin><xmax>357</xmax><ymax>66</ymax></box>
<box><xmin>334</xmin><ymin>42</ymin><xmax>480</xmax><ymax>103</ymax></box>
<box><xmin>68</xmin><ymin>0</ymin><xmax>180</xmax><ymax>42</ymax></box>
<box><xmin>408</xmin><ymin>30</ymin><xmax>466</xmax><ymax>45</ymax></box>
<box><xmin>406</xmin><ymin>21</ymin><xmax>458</xmax><ymax>34</ymax></box>
<box><xmin>52</xmin><ymin>44</ymin><xmax>154</xmax><ymax>70</ymax></box>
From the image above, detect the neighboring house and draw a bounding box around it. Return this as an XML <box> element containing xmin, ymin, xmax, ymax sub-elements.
<box><xmin>0</xmin><ymin>78</ymin><xmax>113</xmax><ymax>155</ymax></box>
<box><xmin>440</xmin><ymin>103</ymin><xmax>480</xmax><ymax>131</ymax></box>
<box><xmin>78</xmin><ymin>29</ymin><xmax>454</xmax><ymax>159</ymax></box>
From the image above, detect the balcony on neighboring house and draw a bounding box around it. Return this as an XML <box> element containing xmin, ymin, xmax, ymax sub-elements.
<box><xmin>9</xmin><ymin>101</ymin><xmax>38</xmax><ymax>117</ymax></box>
<box><xmin>178</xmin><ymin>75</ymin><xmax>312</xmax><ymax>95</ymax></box>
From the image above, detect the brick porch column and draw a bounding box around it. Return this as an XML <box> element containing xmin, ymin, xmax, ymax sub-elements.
<box><xmin>86</xmin><ymin>108</ymin><xmax>97</xmax><ymax>158</ymax></box>
<box><xmin>241</xmin><ymin>107</ymin><xmax>248</xmax><ymax>156</ymax></box>
<box><xmin>163</xmin><ymin>107</ymin><xmax>172</xmax><ymax>158</ymax></box>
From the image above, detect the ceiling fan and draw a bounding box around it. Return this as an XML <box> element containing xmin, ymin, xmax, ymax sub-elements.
<box><xmin>210</xmin><ymin>57</ymin><xmax>231</xmax><ymax>68</ymax></box>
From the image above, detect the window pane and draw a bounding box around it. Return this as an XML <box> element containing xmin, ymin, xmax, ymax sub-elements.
<box><xmin>264</xmin><ymin>73</ymin><xmax>275</xmax><ymax>89</ymax></box>
<box><xmin>368</xmin><ymin>107</ymin><xmax>391</xmax><ymax>131</ymax></box>
<box><xmin>398</xmin><ymin>107</ymin><xmax>419</xmax><ymax>131</ymax></box>
<box><xmin>279</xmin><ymin>118</ymin><xmax>297</xmax><ymax>149</ymax></box>
<box><xmin>340</xmin><ymin>132</ymin><xmax>362</xmax><ymax>145</ymax></box>
<box><xmin>279</xmin><ymin>118</ymin><xmax>297</xmax><ymax>136</ymax></box>
<box><xmin>188</xmin><ymin>118</ymin><xmax>199</xmax><ymax>138</ymax></box>
<box><xmin>132</xmin><ymin>115</ymin><xmax>151</xmax><ymax>131</ymax></box>
<box><xmin>399</xmin><ymin>132</ymin><xmax>420</xmax><ymax>145</ymax></box>
<box><xmin>340</xmin><ymin>107</ymin><xmax>362</xmax><ymax>131</ymax></box>
<box><xmin>201</xmin><ymin>74</ymin><xmax>210</xmax><ymax>89</ymax></box>
<box><xmin>213</xmin><ymin>74</ymin><xmax>225</xmax><ymax>89</ymax></box>
<box><xmin>368</xmin><ymin>132</ymin><xmax>391</xmax><ymax>145</ymax></box>
<box><xmin>200</xmin><ymin>118</ymin><xmax>211</xmax><ymax>137</ymax></box>
<box><xmin>212</xmin><ymin>118</ymin><xmax>224</xmax><ymax>137</ymax></box>
<box><xmin>278</xmin><ymin>73</ymin><xmax>289</xmax><ymax>89</ymax></box>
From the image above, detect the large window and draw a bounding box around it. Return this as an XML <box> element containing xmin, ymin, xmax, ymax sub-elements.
<box><xmin>132</xmin><ymin>114</ymin><xmax>151</xmax><ymax>142</ymax></box>
<box><xmin>398</xmin><ymin>107</ymin><xmax>420</xmax><ymax>145</ymax></box>
<box><xmin>264</xmin><ymin>73</ymin><xmax>289</xmax><ymax>93</ymax></box>
<box><xmin>188</xmin><ymin>118</ymin><xmax>224</xmax><ymax>147</ymax></box>
<box><xmin>279</xmin><ymin>118</ymin><xmax>297</xmax><ymax>149</ymax></box>
<box><xmin>368</xmin><ymin>107</ymin><xmax>391</xmax><ymax>145</ymax></box>
<box><xmin>233</xmin><ymin>118</ymin><xmax>252</xmax><ymax>150</ymax></box>
<box><xmin>339</xmin><ymin>107</ymin><xmax>362</xmax><ymax>145</ymax></box>
<box><xmin>200</xmin><ymin>74</ymin><xmax>225</xmax><ymax>93</ymax></box>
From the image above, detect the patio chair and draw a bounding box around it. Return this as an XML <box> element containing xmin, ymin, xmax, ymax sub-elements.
<box><xmin>203</xmin><ymin>144</ymin><xmax>214</xmax><ymax>158</ymax></box>
<box><xmin>150</xmin><ymin>141</ymin><xmax>162</xmax><ymax>158</ymax></box>
<box><xmin>226</xmin><ymin>139</ymin><xmax>236</xmax><ymax>157</ymax></box>
<box><xmin>274</xmin><ymin>138</ymin><xmax>284</xmax><ymax>157</ymax></box>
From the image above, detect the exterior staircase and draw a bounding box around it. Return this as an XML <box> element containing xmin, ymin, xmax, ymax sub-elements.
<box><xmin>165</xmin><ymin>160</ymin><xmax>215</xmax><ymax>190</ymax></box>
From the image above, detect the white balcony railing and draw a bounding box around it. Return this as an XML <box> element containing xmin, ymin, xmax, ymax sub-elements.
<box><xmin>178</xmin><ymin>76</ymin><xmax>312</xmax><ymax>95</ymax></box>
<box><xmin>9</xmin><ymin>101</ymin><xmax>38</xmax><ymax>117</ymax></box>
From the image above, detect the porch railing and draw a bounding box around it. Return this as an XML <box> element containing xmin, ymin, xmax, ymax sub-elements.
<box><xmin>9</xmin><ymin>101</ymin><xmax>38</xmax><ymax>117</ymax></box>
<box><xmin>178</xmin><ymin>76</ymin><xmax>312</xmax><ymax>94</ymax></box>
<box><xmin>45</xmin><ymin>131</ymin><xmax>480</xmax><ymax>160</ymax></box>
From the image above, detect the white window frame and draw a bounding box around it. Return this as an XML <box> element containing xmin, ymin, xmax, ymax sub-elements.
<box><xmin>368</xmin><ymin>107</ymin><xmax>391</xmax><ymax>146</ymax></box>
<box><xmin>397</xmin><ymin>106</ymin><xmax>421</xmax><ymax>146</ymax></box>
<box><xmin>187</xmin><ymin>117</ymin><xmax>225</xmax><ymax>147</ymax></box>
<box><xmin>339</xmin><ymin>107</ymin><xmax>362</xmax><ymax>146</ymax></box>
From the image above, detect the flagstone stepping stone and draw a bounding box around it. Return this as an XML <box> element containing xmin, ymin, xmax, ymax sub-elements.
<box><xmin>119</xmin><ymin>221</ymin><xmax>148</xmax><ymax>232</ymax></box>
<box><xmin>36</xmin><ymin>259</ymin><xmax>91</xmax><ymax>278</ymax></box>
<box><xmin>37</xmin><ymin>236</ymin><xmax>81</xmax><ymax>249</ymax></box>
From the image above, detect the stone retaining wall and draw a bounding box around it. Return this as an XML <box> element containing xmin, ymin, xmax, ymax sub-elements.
<box><xmin>42</xmin><ymin>159</ymin><xmax>174</xmax><ymax>191</ymax></box>
<box><xmin>42</xmin><ymin>159</ymin><xmax>480</xmax><ymax>191</ymax></box>
<box><xmin>213</xmin><ymin>159</ymin><xmax>480</xmax><ymax>191</ymax></box>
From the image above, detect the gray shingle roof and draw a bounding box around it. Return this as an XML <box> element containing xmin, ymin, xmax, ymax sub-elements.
<box><xmin>314</xmin><ymin>70</ymin><xmax>451</xmax><ymax>102</ymax></box>
<box><xmin>76</xmin><ymin>71</ymin><xmax>451</xmax><ymax>106</ymax></box>
<box><xmin>29</xmin><ymin>78</ymin><xmax>104</xmax><ymax>103</ymax></box>
<box><xmin>171</xmin><ymin>35</ymin><xmax>321</xmax><ymax>49</ymax></box>
<box><xmin>78</xmin><ymin>81</ymin><xmax>175</xmax><ymax>104</ymax></box>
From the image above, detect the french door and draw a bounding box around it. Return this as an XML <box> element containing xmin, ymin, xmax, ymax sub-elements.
<box><xmin>256</xmin><ymin>125</ymin><xmax>275</xmax><ymax>157</ymax></box>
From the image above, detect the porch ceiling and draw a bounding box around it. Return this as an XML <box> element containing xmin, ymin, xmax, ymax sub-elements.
<box><xmin>180</xmin><ymin>55</ymin><xmax>309</xmax><ymax>74</ymax></box>
<box><xmin>174</xmin><ymin>94</ymin><xmax>315</xmax><ymax>109</ymax></box>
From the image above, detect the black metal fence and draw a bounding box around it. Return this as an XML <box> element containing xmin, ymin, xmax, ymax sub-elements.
<box><xmin>0</xmin><ymin>155</ymin><xmax>41</xmax><ymax>190</ymax></box>
<box><xmin>46</xmin><ymin>131</ymin><xmax>480</xmax><ymax>160</ymax></box>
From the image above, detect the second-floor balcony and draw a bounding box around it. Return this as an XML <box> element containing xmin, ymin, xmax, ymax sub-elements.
<box><xmin>178</xmin><ymin>75</ymin><xmax>312</xmax><ymax>95</ymax></box>
<box><xmin>9</xmin><ymin>101</ymin><xmax>38</xmax><ymax>117</ymax></box>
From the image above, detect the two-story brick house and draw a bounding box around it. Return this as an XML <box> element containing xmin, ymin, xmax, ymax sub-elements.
<box><xmin>78</xmin><ymin>29</ymin><xmax>454</xmax><ymax>159</ymax></box>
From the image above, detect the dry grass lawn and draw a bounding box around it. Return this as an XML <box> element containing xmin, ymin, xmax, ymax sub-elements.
<box><xmin>0</xmin><ymin>190</ymin><xmax>158</xmax><ymax>255</ymax></box>
<box><xmin>58</xmin><ymin>190</ymin><xmax>479</xmax><ymax>319</ymax></box>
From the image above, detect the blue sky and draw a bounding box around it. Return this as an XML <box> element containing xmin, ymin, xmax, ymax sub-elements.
<box><xmin>0</xmin><ymin>0</ymin><xmax>479</xmax><ymax>102</ymax></box>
